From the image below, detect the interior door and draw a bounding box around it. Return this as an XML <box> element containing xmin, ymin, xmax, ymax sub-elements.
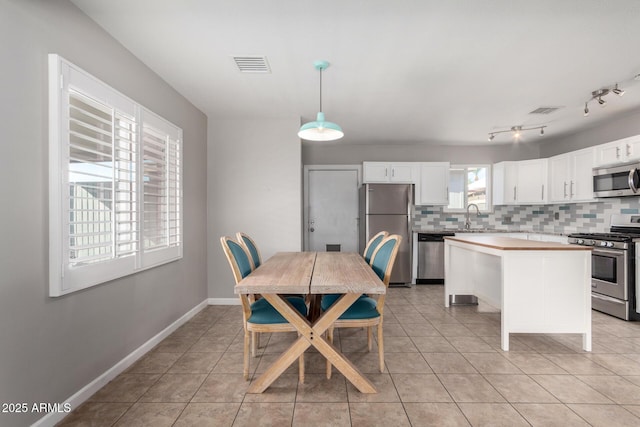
<box><xmin>307</xmin><ymin>169</ymin><xmax>359</xmax><ymax>252</ymax></box>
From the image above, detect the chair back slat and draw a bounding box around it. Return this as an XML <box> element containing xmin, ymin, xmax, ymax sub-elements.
<box><xmin>369</xmin><ymin>234</ymin><xmax>402</xmax><ymax>286</ymax></box>
<box><xmin>236</xmin><ymin>232</ymin><xmax>262</xmax><ymax>269</ymax></box>
<box><xmin>363</xmin><ymin>231</ymin><xmax>388</xmax><ymax>264</ymax></box>
<box><xmin>220</xmin><ymin>236</ymin><xmax>253</xmax><ymax>284</ymax></box>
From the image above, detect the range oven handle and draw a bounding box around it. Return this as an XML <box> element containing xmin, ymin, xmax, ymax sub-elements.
<box><xmin>592</xmin><ymin>247</ymin><xmax>627</xmax><ymax>257</ymax></box>
<box><xmin>629</xmin><ymin>168</ymin><xmax>639</xmax><ymax>193</ymax></box>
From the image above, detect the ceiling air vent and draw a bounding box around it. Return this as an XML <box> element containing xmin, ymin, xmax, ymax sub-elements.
<box><xmin>528</xmin><ymin>106</ymin><xmax>563</xmax><ymax>115</ymax></box>
<box><xmin>232</xmin><ymin>56</ymin><xmax>271</xmax><ymax>73</ymax></box>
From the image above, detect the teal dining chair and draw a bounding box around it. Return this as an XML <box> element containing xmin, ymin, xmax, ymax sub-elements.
<box><xmin>236</xmin><ymin>232</ymin><xmax>262</xmax><ymax>270</ymax></box>
<box><xmin>320</xmin><ymin>231</ymin><xmax>390</xmax><ymax>310</ymax></box>
<box><xmin>220</xmin><ymin>236</ymin><xmax>307</xmax><ymax>382</ymax></box>
<box><xmin>323</xmin><ymin>234</ymin><xmax>402</xmax><ymax>378</ymax></box>
<box><xmin>236</xmin><ymin>231</ymin><xmax>264</xmax><ymax>351</ymax></box>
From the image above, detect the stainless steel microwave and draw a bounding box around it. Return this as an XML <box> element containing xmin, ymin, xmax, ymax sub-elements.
<box><xmin>593</xmin><ymin>162</ymin><xmax>640</xmax><ymax>198</ymax></box>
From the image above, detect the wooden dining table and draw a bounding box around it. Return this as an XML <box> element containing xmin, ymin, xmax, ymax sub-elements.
<box><xmin>234</xmin><ymin>251</ymin><xmax>386</xmax><ymax>394</ymax></box>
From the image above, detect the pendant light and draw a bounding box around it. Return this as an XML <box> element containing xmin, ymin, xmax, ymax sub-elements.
<box><xmin>298</xmin><ymin>60</ymin><xmax>344</xmax><ymax>141</ymax></box>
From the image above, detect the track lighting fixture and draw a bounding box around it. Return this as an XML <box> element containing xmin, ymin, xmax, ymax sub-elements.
<box><xmin>487</xmin><ymin>75</ymin><xmax>634</xmax><ymax>140</ymax></box>
<box><xmin>584</xmin><ymin>83</ymin><xmax>627</xmax><ymax>117</ymax></box>
<box><xmin>486</xmin><ymin>125</ymin><xmax>547</xmax><ymax>141</ymax></box>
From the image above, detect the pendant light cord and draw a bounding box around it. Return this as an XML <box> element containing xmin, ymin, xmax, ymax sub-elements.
<box><xmin>319</xmin><ymin>67</ymin><xmax>323</xmax><ymax>113</ymax></box>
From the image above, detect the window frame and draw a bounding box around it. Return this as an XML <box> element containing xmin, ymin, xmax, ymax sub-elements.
<box><xmin>48</xmin><ymin>54</ymin><xmax>183</xmax><ymax>297</ymax></box>
<box><xmin>443</xmin><ymin>164</ymin><xmax>493</xmax><ymax>213</ymax></box>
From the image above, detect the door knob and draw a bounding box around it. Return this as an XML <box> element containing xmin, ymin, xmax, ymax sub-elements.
<box><xmin>310</xmin><ymin>227</ymin><xmax>315</xmax><ymax>232</ymax></box>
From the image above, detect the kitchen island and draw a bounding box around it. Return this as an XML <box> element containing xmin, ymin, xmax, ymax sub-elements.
<box><xmin>444</xmin><ymin>235</ymin><xmax>592</xmax><ymax>351</ymax></box>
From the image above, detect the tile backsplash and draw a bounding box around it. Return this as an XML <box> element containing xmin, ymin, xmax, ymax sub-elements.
<box><xmin>413</xmin><ymin>198</ymin><xmax>640</xmax><ymax>234</ymax></box>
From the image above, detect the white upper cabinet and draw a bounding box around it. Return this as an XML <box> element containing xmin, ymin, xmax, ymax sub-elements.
<box><xmin>363</xmin><ymin>161</ymin><xmax>450</xmax><ymax>205</ymax></box>
<box><xmin>594</xmin><ymin>135</ymin><xmax>640</xmax><ymax>167</ymax></box>
<box><xmin>516</xmin><ymin>159</ymin><xmax>548</xmax><ymax>204</ymax></box>
<box><xmin>493</xmin><ymin>159</ymin><xmax>548</xmax><ymax>205</ymax></box>
<box><xmin>363</xmin><ymin>162</ymin><xmax>418</xmax><ymax>183</ymax></box>
<box><xmin>492</xmin><ymin>161</ymin><xmax>517</xmax><ymax>205</ymax></box>
<box><xmin>549</xmin><ymin>147</ymin><xmax>595</xmax><ymax>203</ymax></box>
<box><xmin>389</xmin><ymin>163</ymin><xmax>416</xmax><ymax>182</ymax></box>
<box><xmin>416</xmin><ymin>162</ymin><xmax>450</xmax><ymax>206</ymax></box>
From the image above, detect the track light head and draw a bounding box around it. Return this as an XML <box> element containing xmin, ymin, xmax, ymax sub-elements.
<box><xmin>512</xmin><ymin>126</ymin><xmax>521</xmax><ymax>139</ymax></box>
<box><xmin>584</xmin><ymin>103</ymin><xmax>589</xmax><ymax>116</ymax></box>
<box><xmin>488</xmin><ymin>134</ymin><xmax>495</xmax><ymax>141</ymax></box>
<box><xmin>598</xmin><ymin>96</ymin><xmax>607</xmax><ymax>106</ymax></box>
<box><xmin>613</xmin><ymin>84</ymin><xmax>625</xmax><ymax>96</ymax></box>
<box><xmin>540</xmin><ymin>127</ymin><xmax>545</xmax><ymax>136</ymax></box>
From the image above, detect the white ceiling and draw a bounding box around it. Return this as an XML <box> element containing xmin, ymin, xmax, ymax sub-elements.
<box><xmin>71</xmin><ymin>0</ymin><xmax>640</xmax><ymax>146</ymax></box>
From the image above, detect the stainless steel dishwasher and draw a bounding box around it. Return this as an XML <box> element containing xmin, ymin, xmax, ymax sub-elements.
<box><xmin>416</xmin><ymin>232</ymin><xmax>454</xmax><ymax>284</ymax></box>
<box><xmin>417</xmin><ymin>232</ymin><xmax>478</xmax><ymax>304</ymax></box>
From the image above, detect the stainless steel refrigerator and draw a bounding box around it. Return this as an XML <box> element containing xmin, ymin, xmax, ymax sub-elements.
<box><xmin>359</xmin><ymin>183</ymin><xmax>413</xmax><ymax>285</ymax></box>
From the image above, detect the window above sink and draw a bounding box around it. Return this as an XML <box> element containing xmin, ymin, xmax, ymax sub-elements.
<box><xmin>445</xmin><ymin>165</ymin><xmax>492</xmax><ymax>213</ymax></box>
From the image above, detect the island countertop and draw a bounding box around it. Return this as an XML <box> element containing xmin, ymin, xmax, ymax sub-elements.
<box><xmin>444</xmin><ymin>235</ymin><xmax>592</xmax><ymax>251</ymax></box>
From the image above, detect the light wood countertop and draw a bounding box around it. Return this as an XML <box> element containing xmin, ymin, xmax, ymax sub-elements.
<box><xmin>445</xmin><ymin>235</ymin><xmax>592</xmax><ymax>251</ymax></box>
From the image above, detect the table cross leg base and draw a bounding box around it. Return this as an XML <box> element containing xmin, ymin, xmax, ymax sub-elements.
<box><xmin>248</xmin><ymin>293</ymin><xmax>377</xmax><ymax>394</ymax></box>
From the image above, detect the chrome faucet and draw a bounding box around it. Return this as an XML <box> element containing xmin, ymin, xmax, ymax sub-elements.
<box><xmin>465</xmin><ymin>203</ymin><xmax>481</xmax><ymax>230</ymax></box>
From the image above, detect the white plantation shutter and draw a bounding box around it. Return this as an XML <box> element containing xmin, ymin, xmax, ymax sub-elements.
<box><xmin>140</xmin><ymin>110</ymin><xmax>182</xmax><ymax>268</ymax></box>
<box><xmin>114</xmin><ymin>111</ymin><xmax>139</xmax><ymax>258</ymax></box>
<box><xmin>49</xmin><ymin>55</ymin><xmax>182</xmax><ymax>296</ymax></box>
<box><xmin>67</xmin><ymin>92</ymin><xmax>138</xmax><ymax>267</ymax></box>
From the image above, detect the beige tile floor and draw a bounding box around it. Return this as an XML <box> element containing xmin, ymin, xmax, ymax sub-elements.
<box><xmin>58</xmin><ymin>285</ymin><xmax>640</xmax><ymax>426</ymax></box>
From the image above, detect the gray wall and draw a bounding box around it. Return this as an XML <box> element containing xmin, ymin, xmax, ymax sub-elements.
<box><xmin>207</xmin><ymin>118</ymin><xmax>302</xmax><ymax>299</ymax></box>
<box><xmin>303</xmin><ymin>142</ymin><xmax>541</xmax><ymax>165</ymax></box>
<box><xmin>0</xmin><ymin>1</ymin><xmax>207</xmax><ymax>425</ymax></box>
<box><xmin>539</xmin><ymin>107</ymin><xmax>640</xmax><ymax>157</ymax></box>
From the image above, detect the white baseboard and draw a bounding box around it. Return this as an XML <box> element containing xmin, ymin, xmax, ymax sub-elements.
<box><xmin>208</xmin><ymin>297</ymin><xmax>239</xmax><ymax>305</ymax></box>
<box><xmin>32</xmin><ymin>299</ymin><xmax>208</xmax><ymax>427</ymax></box>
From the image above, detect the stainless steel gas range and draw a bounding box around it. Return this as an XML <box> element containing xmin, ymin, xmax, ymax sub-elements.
<box><xmin>568</xmin><ymin>214</ymin><xmax>640</xmax><ymax>321</ymax></box>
